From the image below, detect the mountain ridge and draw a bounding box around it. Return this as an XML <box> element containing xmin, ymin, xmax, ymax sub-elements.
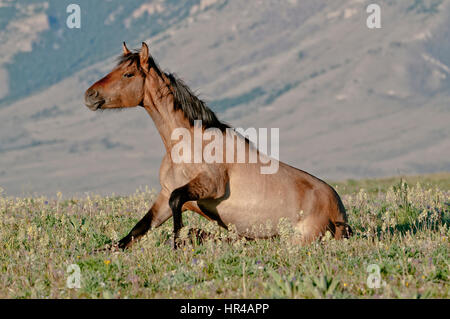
<box><xmin>0</xmin><ymin>0</ymin><xmax>449</xmax><ymax>196</ymax></box>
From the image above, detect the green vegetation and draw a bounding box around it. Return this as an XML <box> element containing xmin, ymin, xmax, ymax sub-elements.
<box><xmin>331</xmin><ymin>172</ymin><xmax>450</xmax><ymax>195</ymax></box>
<box><xmin>0</xmin><ymin>174</ymin><xmax>448</xmax><ymax>298</ymax></box>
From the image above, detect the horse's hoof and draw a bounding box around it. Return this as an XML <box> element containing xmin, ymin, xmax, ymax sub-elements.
<box><xmin>173</xmin><ymin>237</ymin><xmax>183</xmax><ymax>250</ymax></box>
<box><xmin>117</xmin><ymin>235</ymin><xmax>135</xmax><ymax>250</ymax></box>
<box><xmin>117</xmin><ymin>241</ymin><xmax>130</xmax><ymax>251</ymax></box>
<box><xmin>110</xmin><ymin>243</ymin><xmax>122</xmax><ymax>252</ymax></box>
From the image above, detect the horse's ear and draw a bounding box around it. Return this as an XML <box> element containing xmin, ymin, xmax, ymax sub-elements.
<box><xmin>140</xmin><ymin>42</ymin><xmax>149</xmax><ymax>72</ymax></box>
<box><xmin>122</xmin><ymin>42</ymin><xmax>131</xmax><ymax>55</ymax></box>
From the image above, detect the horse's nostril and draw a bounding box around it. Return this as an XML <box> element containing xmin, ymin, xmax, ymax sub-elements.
<box><xmin>85</xmin><ymin>88</ymin><xmax>104</xmax><ymax>110</ymax></box>
<box><xmin>87</xmin><ymin>89</ymin><xmax>98</xmax><ymax>98</ymax></box>
<box><xmin>85</xmin><ymin>89</ymin><xmax>101</xmax><ymax>103</ymax></box>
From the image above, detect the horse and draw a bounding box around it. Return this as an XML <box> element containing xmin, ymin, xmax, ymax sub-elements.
<box><xmin>84</xmin><ymin>42</ymin><xmax>353</xmax><ymax>250</ymax></box>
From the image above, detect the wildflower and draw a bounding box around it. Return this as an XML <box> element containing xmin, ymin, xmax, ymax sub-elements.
<box><xmin>104</xmin><ymin>260</ymin><xmax>111</xmax><ymax>265</ymax></box>
<box><xmin>343</xmin><ymin>283</ymin><xmax>348</xmax><ymax>287</ymax></box>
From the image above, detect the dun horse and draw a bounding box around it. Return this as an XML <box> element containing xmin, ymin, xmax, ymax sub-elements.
<box><xmin>85</xmin><ymin>42</ymin><xmax>352</xmax><ymax>249</ymax></box>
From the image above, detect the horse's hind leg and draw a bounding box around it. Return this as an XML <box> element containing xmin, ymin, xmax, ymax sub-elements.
<box><xmin>294</xmin><ymin>220</ymin><xmax>321</xmax><ymax>245</ymax></box>
<box><xmin>334</xmin><ymin>221</ymin><xmax>353</xmax><ymax>239</ymax></box>
<box><xmin>294</xmin><ymin>216</ymin><xmax>352</xmax><ymax>245</ymax></box>
<box><xmin>294</xmin><ymin>214</ymin><xmax>332</xmax><ymax>245</ymax></box>
<box><xmin>180</xmin><ymin>202</ymin><xmax>216</xmax><ymax>245</ymax></box>
<box><xmin>182</xmin><ymin>201</ymin><xmax>214</xmax><ymax>222</ymax></box>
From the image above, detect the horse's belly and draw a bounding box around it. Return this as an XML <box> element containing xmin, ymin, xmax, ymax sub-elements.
<box><xmin>196</xmin><ymin>164</ymin><xmax>321</xmax><ymax>238</ymax></box>
<box><xmin>197</xmin><ymin>191</ymin><xmax>298</xmax><ymax>238</ymax></box>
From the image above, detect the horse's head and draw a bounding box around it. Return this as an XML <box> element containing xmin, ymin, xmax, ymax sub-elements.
<box><xmin>84</xmin><ymin>42</ymin><xmax>150</xmax><ymax>111</ymax></box>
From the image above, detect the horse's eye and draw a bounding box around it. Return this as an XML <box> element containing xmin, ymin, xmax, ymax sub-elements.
<box><xmin>124</xmin><ymin>73</ymin><xmax>134</xmax><ymax>78</ymax></box>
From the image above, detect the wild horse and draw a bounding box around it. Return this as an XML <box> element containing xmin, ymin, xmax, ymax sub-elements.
<box><xmin>85</xmin><ymin>42</ymin><xmax>352</xmax><ymax>249</ymax></box>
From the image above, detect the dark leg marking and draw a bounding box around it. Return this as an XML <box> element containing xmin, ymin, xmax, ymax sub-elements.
<box><xmin>169</xmin><ymin>187</ymin><xmax>191</xmax><ymax>249</ymax></box>
<box><xmin>169</xmin><ymin>174</ymin><xmax>219</xmax><ymax>249</ymax></box>
<box><xmin>118</xmin><ymin>209</ymin><xmax>153</xmax><ymax>250</ymax></box>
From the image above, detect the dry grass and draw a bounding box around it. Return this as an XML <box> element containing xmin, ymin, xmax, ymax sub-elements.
<box><xmin>0</xmin><ymin>174</ymin><xmax>448</xmax><ymax>298</ymax></box>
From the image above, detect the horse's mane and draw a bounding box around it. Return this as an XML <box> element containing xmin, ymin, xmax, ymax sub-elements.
<box><xmin>118</xmin><ymin>52</ymin><xmax>230</xmax><ymax>131</ymax></box>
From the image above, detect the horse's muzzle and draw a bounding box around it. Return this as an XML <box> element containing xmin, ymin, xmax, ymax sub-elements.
<box><xmin>84</xmin><ymin>89</ymin><xmax>105</xmax><ymax>111</ymax></box>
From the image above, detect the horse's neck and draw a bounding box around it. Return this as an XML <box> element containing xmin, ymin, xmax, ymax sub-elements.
<box><xmin>142</xmin><ymin>103</ymin><xmax>191</xmax><ymax>153</ymax></box>
<box><xmin>142</xmin><ymin>77</ymin><xmax>198</xmax><ymax>153</ymax></box>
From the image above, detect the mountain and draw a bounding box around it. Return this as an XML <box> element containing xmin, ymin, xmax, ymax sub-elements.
<box><xmin>0</xmin><ymin>0</ymin><xmax>449</xmax><ymax>197</ymax></box>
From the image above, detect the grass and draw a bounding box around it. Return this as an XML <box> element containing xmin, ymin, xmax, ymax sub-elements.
<box><xmin>331</xmin><ymin>172</ymin><xmax>450</xmax><ymax>195</ymax></box>
<box><xmin>0</xmin><ymin>174</ymin><xmax>449</xmax><ymax>299</ymax></box>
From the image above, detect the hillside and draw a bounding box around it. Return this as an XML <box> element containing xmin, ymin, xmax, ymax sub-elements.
<box><xmin>0</xmin><ymin>0</ymin><xmax>449</xmax><ymax>196</ymax></box>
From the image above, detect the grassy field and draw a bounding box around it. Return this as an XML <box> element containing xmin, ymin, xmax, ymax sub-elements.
<box><xmin>0</xmin><ymin>174</ymin><xmax>448</xmax><ymax>298</ymax></box>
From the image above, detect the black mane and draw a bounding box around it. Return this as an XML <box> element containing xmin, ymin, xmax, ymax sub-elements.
<box><xmin>118</xmin><ymin>52</ymin><xmax>229</xmax><ymax>131</ymax></box>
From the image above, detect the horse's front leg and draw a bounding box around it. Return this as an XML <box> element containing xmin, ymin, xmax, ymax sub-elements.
<box><xmin>117</xmin><ymin>192</ymin><xmax>171</xmax><ymax>249</ymax></box>
<box><xmin>169</xmin><ymin>172</ymin><xmax>226</xmax><ymax>250</ymax></box>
